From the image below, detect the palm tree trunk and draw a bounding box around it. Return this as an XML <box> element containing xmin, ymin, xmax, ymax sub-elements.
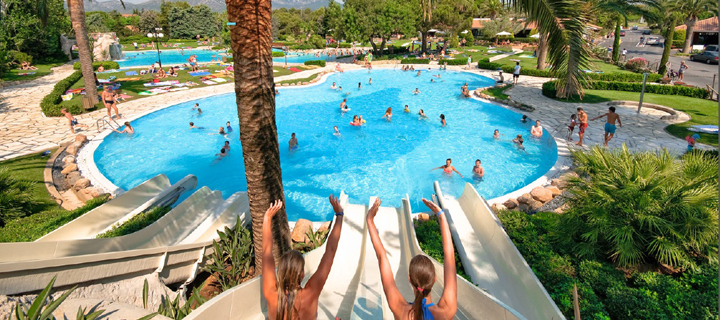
<box><xmin>682</xmin><ymin>17</ymin><xmax>696</xmax><ymax>53</ymax></box>
<box><xmin>421</xmin><ymin>31</ymin><xmax>428</xmax><ymax>53</ymax></box>
<box><xmin>658</xmin><ymin>19</ymin><xmax>675</xmax><ymax>76</ymax></box>
<box><xmin>537</xmin><ymin>33</ymin><xmax>548</xmax><ymax>70</ymax></box>
<box><xmin>67</xmin><ymin>0</ymin><xmax>98</xmax><ymax>105</ymax></box>
<box><xmin>225</xmin><ymin>0</ymin><xmax>291</xmax><ymax>272</ymax></box>
<box><xmin>612</xmin><ymin>19</ymin><xmax>621</xmax><ymax>63</ymax></box>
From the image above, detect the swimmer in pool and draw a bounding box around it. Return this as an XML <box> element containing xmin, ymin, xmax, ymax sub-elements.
<box><xmin>493</xmin><ymin>129</ymin><xmax>502</xmax><ymax>139</ymax></box>
<box><xmin>340</xmin><ymin>98</ymin><xmax>349</xmax><ymax>112</ymax></box>
<box><xmin>520</xmin><ymin>114</ymin><xmax>528</xmax><ymax>123</ymax></box>
<box><xmin>333</xmin><ymin>126</ymin><xmax>341</xmax><ymax>136</ymax></box>
<box><xmin>351</xmin><ymin>115</ymin><xmax>360</xmax><ymax>125</ymax></box>
<box><xmin>218</xmin><ymin>127</ymin><xmax>228</xmax><ymax>138</ymax></box>
<box><xmin>113</xmin><ymin>121</ymin><xmax>134</xmax><ymax>134</ymax></box>
<box><xmin>440</xmin><ymin>114</ymin><xmax>446</xmax><ymax>127</ymax></box>
<box><xmin>359</xmin><ymin>115</ymin><xmax>366</xmax><ymax>124</ymax></box>
<box><xmin>215</xmin><ymin>148</ymin><xmax>227</xmax><ymax>159</ymax></box>
<box><xmin>418</xmin><ymin>109</ymin><xmax>428</xmax><ymax>120</ymax></box>
<box><xmin>222</xmin><ymin>140</ymin><xmax>230</xmax><ymax>152</ymax></box>
<box><xmin>289</xmin><ymin>133</ymin><xmax>298</xmax><ymax>151</ymax></box>
<box><xmin>530</xmin><ymin>120</ymin><xmax>543</xmax><ymax>138</ymax></box>
<box><xmin>513</xmin><ymin>134</ymin><xmax>525</xmax><ymax>150</ymax></box>
<box><xmin>368</xmin><ymin>78</ymin><xmax>372</xmax><ymax>85</ymax></box>
<box><xmin>192</xmin><ymin>103</ymin><xmax>199</xmax><ymax>110</ymax></box>
<box><xmin>403</xmin><ymin>105</ymin><xmax>410</xmax><ymax>113</ymax></box>
<box><xmin>338</xmin><ymin>86</ymin><xmax>343</xmax><ymax>91</ymax></box>
<box><xmin>472</xmin><ymin>159</ymin><xmax>484</xmax><ymax>179</ymax></box>
<box><xmin>331</xmin><ymin>82</ymin><xmax>337</xmax><ymax>89</ymax></box>
<box><xmin>432</xmin><ymin>158</ymin><xmax>463</xmax><ymax>178</ymax></box>
<box><xmin>226</xmin><ymin>121</ymin><xmax>233</xmax><ymax>133</ymax></box>
<box><xmin>382</xmin><ymin>107</ymin><xmax>392</xmax><ymax>121</ymax></box>
<box><xmin>197</xmin><ymin>108</ymin><xmax>202</xmax><ymax>115</ymax></box>
<box><xmin>430</xmin><ymin>79</ymin><xmax>435</xmax><ymax>83</ymax></box>
<box><xmin>434</xmin><ymin>73</ymin><xmax>441</xmax><ymax>78</ymax></box>
<box><xmin>189</xmin><ymin>122</ymin><xmax>201</xmax><ymax>129</ymax></box>
<box><xmin>358</xmin><ymin>82</ymin><xmax>362</xmax><ymax>90</ymax></box>
<box><xmin>413</xmin><ymin>88</ymin><xmax>420</xmax><ymax>95</ymax></box>
<box><xmin>416</xmin><ymin>71</ymin><xmax>421</xmax><ymax>76</ymax></box>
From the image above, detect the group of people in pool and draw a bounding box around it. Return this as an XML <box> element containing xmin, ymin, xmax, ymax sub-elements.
<box><xmin>261</xmin><ymin>195</ymin><xmax>458</xmax><ymax>320</ymax></box>
<box><xmin>186</xmin><ymin>103</ymin><xmax>236</xmax><ymax>159</ymax></box>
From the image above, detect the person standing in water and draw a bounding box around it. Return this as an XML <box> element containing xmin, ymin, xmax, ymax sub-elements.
<box><xmin>432</xmin><ymin>158</ymin><xmax>463</xmax><ymax>178</ymax></box>
<box><xmin>440</xmin><ymin>114</ymin><xmax>446</xmax><ymax>127</ymax></box>
<box><xmin>382</xmin><ymin>107</ymin><xmax>392</xmax><ymax>121</ymax></box>
<box><xmin>289</xmin><ymin>133</ymin><xmax>298</xmax><ymax>151</ymax></box>
<box><xmin>473</xmin><ymin>159</ymin><xmax>484</xmax><ymax>179</ymax></box>
<box><xmin>366</xmin><ymin>197</ymin><xmax>458</xmax><ymax>320</ymax></box>
<box><xmin>591</xmin><ymin>106</ymin><xmax>622</xmax><ymax>147</ymax></box>
<box><xmin>113</xmin><ymin>121</ymin><xmax>134</xmax><ymax>134</ymax></box>
<box><xmin>262</xmin><ymin>196</ymin><xmax>346</xmax><ymax>320</ymax></box>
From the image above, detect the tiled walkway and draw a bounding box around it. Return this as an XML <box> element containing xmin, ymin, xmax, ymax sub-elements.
<box><xmin>0</xmin><ymin>63</ymin><xmax>706</xmax><ymax>162</ymax></box>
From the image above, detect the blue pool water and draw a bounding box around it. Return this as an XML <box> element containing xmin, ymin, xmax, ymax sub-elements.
<box><xmin>118</xmin><ymin>49</ymin><xmax>335</xmax><ymax>68</ymax></box>
<box><xmin>94</xmin><ymin>69</ymin><xmax>557</xmax><ymax>221</ymax></box>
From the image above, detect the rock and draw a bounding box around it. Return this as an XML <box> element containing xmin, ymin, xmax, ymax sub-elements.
<box><xmin>75</xmin><ymin>135</ymin><xmax>87</xmax><ymax>144</ymax></box>
<box><xmin>559</xmin><ymin>171</ymin><xmax>579</xmax><ymax>181</ymax></box>
<box><xmin>553</xmin><ymin>203</ymin><xmax>569</xmax><ymax>214</ymax></box>
<box><xmin>63</xmin><ymin>156</ymin><xmax>75</xmax><ymax>164</ymax></box>
<box><xmin>417</xmin><ymin>213</ymin><xmax>430</xmax><ymax>221</ymax></box>
<box><xmin>530</xmin><ymin>186</ymin><xmax>553</xmax><ymax>203</ymax></box>
<box><xmin>546</xmin><ymin>186</ymin><xmax>562</xmax><ymax>197</ymax></box>
<box><xmin>503</xmin><ymin>198</ymin><xmax>519</xmax><ymax>209</ymax></box>
<box><xmin>317</xmin><ymin>221</ymin><xmax>331</xmax><ymax>234</ymax></box>
<box><xmin>490</xmin><ymin>203</ymin><xmax>507</xmax><ymax>212</ymax></box>
<box><xmin>73</xmin><ymin>178</ymin><xmax>91</xmax><ymax>190</ymax></box>
<box><xmin>302</xmin><ymin>82</ymin><xmax>309</xmax><ymax>85</ymax></box>
<box><xmin>290</xmin><ymin>83</ymin><xmax>295</xmax><ymax>86</ymax></box>
<box><xmin>66</xmin><ymin>171</ymin><xmax>82</xmax><ymax>186</ymax></box>
<box><xmin>517</xmin><ymin>193</ymin><xmax>533</xmax><ymax>204</ymax></box>
<box><xmin>61</xmin><ymin>164</ymin><xmax>77</xmax><ymax>175</ymax></box>
<box><xmin>550</xmin><ymin>178</ymin><xmax>565</xmax><ymax>188</ymax></box>
<box><xmin>291</xmin><ymin>219</ymin><xmax>313</xmax><ymax>243</ymax></box>
<box><xmin>66</xmin><ymin>144</ymin><xmax>79</xmax><ymax>156</ymax></box>
<box><xmin>517</xmin><ymin>203</ymin><xmax>530</xmax><ymax>213</ymax></box>
<box><xmin>281</xmin><ymin>83</ymin><xmax>289</xmax><ymax>86</ymax></box>
<box><xmin>528</xmin><ymin>199</ymin><xmax>544</xmax><ymax>212</ymax></box>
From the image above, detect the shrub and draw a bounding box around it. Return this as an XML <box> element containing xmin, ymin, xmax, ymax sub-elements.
<box><xmin>73</xmin><ymin>61</ymin><xmax>120</xmax><ymax>71</ymax></box>
<box><xmin>401</xmin><ymin>58</ymin><xmax>430</xmax><ymax>64</ymax></box>
<box><xmin>7</xmin><ymin>50</ymin><xmax>32</xmax><ymax>65</ymax></box>
<box><xmin>96</xmin><ymin>206</ymin><xmax>171</xmax><ymax>238</ymax></box>
<box><xmin>272</xmin><ymin>51</ymin><xmax>285</xmax><ymax>57</ymax></box>
<box><xmin>0</xmin><ymin>167</ymin><xmax>37</xmax><ymax>227</ymax></box>
<box><xmin>11</xmin><ymin>276</ymin><xmax>78</xmax><ymax>320</ymax></box>
<box><xmin>462</xmin><ymin>32</ymin><xmax>475</xmax><ymax>44</ymax></box>
<box><xmin>542</xmin><ymin>79</ymin><xmax>709</xmax><ymax>99</ymax></box>
<box><xmin>557</xmin><ymin>146</ymin><xmax>719</xmax><ymax>269</ymax></box>
<box><xmin>512</xmin><ymin>37</ymin><xmax>539</xmax><ymax>43</ymax></box>
<box><xmin>308</xmin><ymin>34</ymin><xmax>326</xmax><ymax>49</ymax></box>
<box><xmin>338</xmin><ymin>43</ymin><xmax>352</xmax><ymax>48</ymax></box>
<box><xmin>448</xmin><ymin>35</ymin><xmax>459</xmax><ymax>48</ymax></box>
<box><xmin>624</xmin><ymin>57</ymin><xmax>648</xmax><ymax>72</ymax></box>
<box><xmin>304</xmin><ymin>59</ymin><xmax>326</xmax><ymax>67</ymax></box>
<box><xmin>438</xmin><ymin>58</ymin><xmax>468</xmax><ymax>65</ymax></box>
<box><xmin>202</xmin><ymin>223</ymin><xmax>254</xmax><ymax>291</ymax></box>
<box><xmin>40</xmin><ymin>70</ymin><xmax>85</xmax><ymax>117</ymax></box>
<box><xmin>415</xmin><ymin>216</ymin><xmax>470</xmax><ymax>281</ymax></box>
<box><xmin>290</xmin><ymin>43</ymin><xmax>315</xmax><ymax>50</ymax></box>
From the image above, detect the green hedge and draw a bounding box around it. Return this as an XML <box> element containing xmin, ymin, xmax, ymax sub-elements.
<box><xmin>338</xmin><ymin>43</ymin><xmax>352</xmax><ymax>48</ymax></box>
<box><xmin>478</xmin><ymin>59</ymin><xmax>663</xmax><ymax>82</ymax></box>
<box><xmin>415</xmin><ymin>216</ymin><xmax>470</xmax><ymax>281</ymax></box>
<box><xmin>272</xmin><ymin>51</ymin><xmax>285</xmax><ymax>57</ymax></box>
<box><xmin>439</xmin><ymin>58</ymin><xmax>468</xmax><ymax>65</ymax></box>
<box><xmin>72</xmin><ymin>61</ymin><xmax>120</xmax><ymax>71</ymax></box>
<box><xmin>304</xmin><ymin>60</ymin><xmax>326</xmax><ymax>67</ymax></box>
<box><xmin>290</xmin><ymin>44</ymin><xmax>316</xmax><ymax>50</ymax></box>
<box><xmin>401</xmin><ymin>58</ymin><xmax>430</xmax><ymax>64</ymax></box>
<box><xmin>41</xmin><ymin>70</ymin><xmax>84</xmax><ymax>116</ymax></box>
<box><xmin>543</xmin><ymin>80</ymin><xmax>710</xmax><ymax>99</ymax></box>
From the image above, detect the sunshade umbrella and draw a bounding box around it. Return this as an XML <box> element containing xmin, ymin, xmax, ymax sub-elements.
<box><xmin>530</xmin><ymin>33</ymin><xmax>540</xmax><ymax>38</ymax></box>
<box><xmin>496</xmin><ymin>31</ymin><xmax>513</xmax><ymax>36</ymax></box>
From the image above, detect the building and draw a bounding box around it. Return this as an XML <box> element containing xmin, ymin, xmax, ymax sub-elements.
<box><xmin>675</xmin><ymin>16</ymin><xmax>718</xmax><ymax>49</ymax></box>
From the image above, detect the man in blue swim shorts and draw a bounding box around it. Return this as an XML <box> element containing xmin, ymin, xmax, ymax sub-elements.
<box><xmin>591</xmin><ymin>106</ymin><xmax>622</xmax><ymax>147</ymax></box>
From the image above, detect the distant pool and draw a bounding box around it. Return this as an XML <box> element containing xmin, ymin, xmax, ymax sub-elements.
<box><xmin>117</xmin><ymin>48</ymin><xmax>337</xmax><ymax>68</ymax></box>
<box><xmin>94</xmin><ymin>69</ymin><xmax>557</xmax><ymax>221</ymax></box>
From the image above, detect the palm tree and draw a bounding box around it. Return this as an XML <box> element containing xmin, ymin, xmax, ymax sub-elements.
<box><xmin>596</xmin><ymin>0</ymin><xmax>657</xmax><ymax>63</ymax></box>
<box><xmin>66</xmin><ymin>0</ymin><xmax>99</xmax><ymax>105</ymax></box>
<box><xmin>677</xmin><ymin>0</ymin><xmax>717</xmax><ymax>53</ymax></box>
<box><xmin>646</xmin><ymin>0</ymin><xmax>682</xmax><ymax>76</ymax></box>
<box><xmin>225</xmin><ymin>0</ymin><xmax>291</xmax><ymax>271</ymax></box>
<box><xmin>477</xmin><ymin>0</ymin><xmax>505</xmax><ymax>19</ymax></box>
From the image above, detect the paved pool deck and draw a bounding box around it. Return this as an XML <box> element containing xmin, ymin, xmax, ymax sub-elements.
<box><xmin>0</xmin><ymin>62</ymin><xmax>710</xmax><ymax>162</ymax></box>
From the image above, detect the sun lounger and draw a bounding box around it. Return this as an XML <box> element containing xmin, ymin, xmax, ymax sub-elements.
<box><xmin>115</xmin><ymin>77</ymin><xmax>142</xmax><ymax>82</ymax></box>
<box><xmin>125</xmin><ymin>71</ymin><xmax>139</xmax><ymax>76</ymax></box>
<box><xmin>143</xmin><ymin>80</ymin><xmax>180</xmax><ymax>87</ymax></box>
<box><xmin>689</xmin><ymin>125</ymin><xmax>718</xmax><ymax>134</ymax></box>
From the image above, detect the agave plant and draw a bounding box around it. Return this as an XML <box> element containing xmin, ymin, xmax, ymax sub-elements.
<box><xmin>293</xmin><ymin>229</ymin><xmax>330</xmax><ymax>253</ymax></box>
<box><xmin>202</xmin><ymin>221</ymin><xmax>254</xmax><ymax>291</ymax></box>
<box><xmin>156</xmin><ymin>287</ymin><xmax>206</xmax><ymax>320</ymax></box>
<box><xmin>12</xmin><ymin>276</ymin><xmax>77</xmax><ymax>320</ymax></box>
<box><xmin>74</xmin><ymin>307</ymin><xmax>104</xmax><ymax>320</ymax></box>
<box><xmin>556</xmin><ymin>145</ymin><xmax>718</xmax><ymax>270</ymax></box>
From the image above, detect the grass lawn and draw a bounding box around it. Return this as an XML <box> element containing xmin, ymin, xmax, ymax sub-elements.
<box><xmin>493</xmin><ymin>52</ymin><xmax>633</xmax><ymax>74</ymax></box>
<box><xmin>455</xmin><ymin>45</ymin><xmax>505</xmax><ymax>62</ymax></box>
<box><xmin>0</xmin><ymin>150</ymin><xmax>109</xmax><ymax>242</ymax></box>
<box><xmin>481</xmin><ymin>84</ymin><xmax>511</xmax><ymax>100</ymax></box>
<box><xmin>2</xmin><ymin>60</ymin><xmax>67</xmax><ymax>82</ymax></box>
<box><xmin>553</xmin><ymin>90</ymin><xmax>719</xmax><ymax>146</ymax></box>
<box><xmin>60</xmin><ymin>65</ymin><xmax>309</xmax><ymax>108</ymax></box>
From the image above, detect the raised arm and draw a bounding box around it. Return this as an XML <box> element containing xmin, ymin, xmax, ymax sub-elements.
<box><xmin>422</xmin><ymin>198</ymin><xmax>457</xmax><ymax>317</ymax></box>
<box><xmin>261</xmin><ymin>200</ymin><xmax>283</xmax><ymax>301</ymax></box>
<box><xmin>366</xmin><ymin>198</ymin><xmax>406</xmax><ymax>314</ymax></box>
<box><xmin>590</xmin><ymin>113</ymin><xmax>607</xmax><ymax>121</ymax></box>
<box><xmin>305</xmin><ymin>194</ymin><xmax>345</xmax><ymax>298</ymax></box>
<box><xmin>452</xmin><ymin>167</ymin><xmax>464</xmax><ymax>178</ymax></box>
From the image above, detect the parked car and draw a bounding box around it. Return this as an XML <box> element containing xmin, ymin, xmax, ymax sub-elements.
<box><xmin>645</xmin><ymin>37</ymin><xmax>660</xmax><ymax>45</ymax></box>
<box><xmin>690</xmin><ymin>50</ymin><xmax>719</xmax><ymax>64</ymax></box>
<box><xmin>704</xmin><ymin>45</ymin><xmax>719</xmax><ymax>52</ymax></box>
<box><xmin>620</xmin><ymin>30</ymin><xmax>626</xmax><ymax>36</ymax></box>
<box><xmin>632</xmin><ymin>25</ymin><xmax>638</xmax><ymax>30</ymax></box>
<box><xmin>642</xmin><ymin>29</ymin><xmax>651</xmax><ymax>35</ymax></box>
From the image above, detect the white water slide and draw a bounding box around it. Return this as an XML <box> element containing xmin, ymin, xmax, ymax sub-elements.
<box><xmin>183</xmin><ymin>192</ymin><xmax>526</xmax><ymax>320</ymax></box>
<box><xmin>434</xmin><ymin>182</ymin><xmax>565</xmax><ymax>320</ymax></box>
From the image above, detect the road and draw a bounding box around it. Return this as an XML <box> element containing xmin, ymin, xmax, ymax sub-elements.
<box><xmin>596</xmin><ymin>28</ymin><xmax>719</xmax><ymax>89</ymax></box>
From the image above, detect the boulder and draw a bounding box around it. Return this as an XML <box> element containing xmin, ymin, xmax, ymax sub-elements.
<box><xmin>63</xmin><ymin>156</ymin><xmax>75</xmax><ymax>164</ymax></box>
<box><xmin>73</xmin><ymin>178</ymin><xmax>91</xmax><ymax>190</ymax></box>
<box><xmin>553</xmin><ymin>203</ymin><xmax>569</xmax><ymax>214</ymax></box>
<box><xmin>517</xmin><ymin>193</ymin><xmax>533</xmax><ymax>204</ymax></box>
<box><xmin>317</xmin><ymin>221</ymin><xmax>331</xmax><ymax>234</ymax></box>
<box><xmin>66</xmin><ymin>144</ymin><xmax>79</xmax><ymax>156</ymax></box>
<box><xmin>61</xmin><ymin>164</ymin><xmax>78</xmax><ymax>175</ymax></box>
<box><xmin>550</xmin><ymin>178</ymin><xmax>565</xmax><ymax>188</ymax></box>
<box><xmin>530</xmin><ymin>186</ymin><xmax>553</xmax><ymax>203</ymax></box>
<box><xmin>302</xmin><ymin>82</ymin><xmax>310</xmax><ymax>85</ymax></box>
<box><xmin>559</xmin><ymin>171</ymin><xmax>579</xmax><ymax>181</ymax></box>
<box><xmin>528</xmin><ymin>199</ymin><xmax>544</xmax><ymax>212</ymax></box>
<box><xmin>66</xmin><ymin>171</ymin><xmax>82</xmax><ymax>186</ymax></box>
<box><xmin>503</xmin><ymin>198</ymin><xmax>519</xmax><ymax>209</ymax></box>
<box><xmin>517</xmin><ymin>203</ymin><xmax>530</xmax><ymax>213</ymax></box>
<box><xmin>490</xmin><ymin>203</ymin><xmax>507</xmax><ymax>213</ymax></box>
<box><xmin>291</xmin><ymin>219</ymin><xmax>313</xmax><ymax>243</ymax></box>
<box><xmin>416</xmin><ymin>213</ymin><xmax>430</xmax><ymax>222</ymax></box>
<box><xmin>75</xmin><ymin>135</ymin><xmax>87</xmax><ymax>144</ymax></box>
<box><xmin>86</xmin><ymin>187</ymin><xmax>101</xmax><ymax>198</ymax></box>
<box><xmin>546</xmin><ymin>186</ymin><xmax>562</xmax><ymax>197</ymax></box>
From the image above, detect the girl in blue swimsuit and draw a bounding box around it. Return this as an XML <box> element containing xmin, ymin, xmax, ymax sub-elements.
<box><xmin>366</xmin><ymin>198</ymin><xmax>458</xmax><ymax>320</ymax></box>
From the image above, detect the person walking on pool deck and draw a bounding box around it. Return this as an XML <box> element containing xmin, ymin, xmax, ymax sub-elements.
<box><xmin>262</xmin><ymin>196</ymin><xmax>345</xmax><ymax>320</ymax></box>
<box><xmin>576</xmin><ymin>107</ymin><xmax>588</xmax><ymax>146</ymax></box>
<box><xmin>366</xmin><ymin>197</ymin><xmax>458</xmax><ymax>320</ymax></box>
<box><xmin>512</xmin><ymin>62</ymin><xmax>521</xmax><ymax>85</ymax></box>
<box><xmin>591</xmin><ymin>106</ymin><xmax>622</xmax><ymax>147</ymax></box>
<box><xmin>102</xmin><ymin>86</ymin><xmax>120</xmax><ymax>119</ymax></box>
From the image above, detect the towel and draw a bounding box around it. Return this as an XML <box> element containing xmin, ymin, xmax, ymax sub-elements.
<box><xmin>689</xmin><ymin>125</ymin><xmax>719</xmax><ymax>134</ymax></box>
<box><xmin>61</xmin><ymin>93</ymin><xmax>73</xmax><ymax>101</ymax></box>
<box><xmin>202</xmin><ymin>80</ymin><xmax>217</xmax><ymax>85</ymax></box>
<box><xmin>143</xmin><ymin>80</ymin><xmax>179</xmax><ymax>87</ymax></box>
<box><xmin>17</xmin><ymin>72</ymin><xmax>36</xmax><ymax>76</ymax></box>
<box><xmin>189</xmin><ymin>71</ymin><xmax>212</xmax><ymax>76</ymax></box>
<box><xmin>138</xmin><ymin>91</ymin><xmax>155</xmax><ymax>96</ymax></box>
<box><xmin>211</xmin><ymin>78</ymin><xmax>227</xmax><ymax>83</ymax></box>
<box><xmin>125</xmin><ymin>71</ymin><xmax>139</xmax><ymax>76</ymax></box>
<box><xmin>289</xmin><ymin>67</ymin><xmax>302</xmax><ymax>72</ymax></box>
<box><xmin>116</xmin><ymin>77</ymin><xmax>142</xmax><ymax>82</ymax></box>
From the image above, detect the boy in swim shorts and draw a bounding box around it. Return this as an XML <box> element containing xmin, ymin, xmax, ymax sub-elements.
<box><xmin>576</xmin><ymin>107</ymin><xmax>588</xmax><ymax>146</ymax></box>
<box><xmin>61</xmin><ymin>108</ymin><xmax>89</xmax><ymax>134</ymax></box>
<box><xmin>591</xmin><ymin>106</ymin><xmax>622</xmax><ymax>147</ymax></box>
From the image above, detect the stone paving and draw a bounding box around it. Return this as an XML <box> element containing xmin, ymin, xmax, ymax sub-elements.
<box><xmin>0</xmin><ymin>62</ymin><xmax>708</xmax><ymax>162</ymax></box>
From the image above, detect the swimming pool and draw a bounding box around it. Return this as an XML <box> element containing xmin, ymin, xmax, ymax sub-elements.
<box><xmin>117</xmin><ymin>48</ymin><xmax>336</xmax><ymax>68</ymax></box>
<box><xmin>93</xmin><ymin>69</ymin><xmax>557</xmax><ymax>221</ymax></box>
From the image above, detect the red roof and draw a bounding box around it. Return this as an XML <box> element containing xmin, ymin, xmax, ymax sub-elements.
<box><xmin>472</xmin><ymin>18</ymin><xmax>601</xmax><ymax>31</ymax></box>
<box><xmin>676</xmin><ymin>17</ymin><xmax>718</xmax><ymax>32</ymax></box>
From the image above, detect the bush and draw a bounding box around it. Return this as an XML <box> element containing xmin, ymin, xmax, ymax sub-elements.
<box><xmin>202</xmin><ymin>223</ymin><xmax>254</xmax><ymax>291</ymax></box>
<box><xmin>7</xmin><ymin>50</ymin><xmax>32</xmax><ymax>65</ymax></box>
<box><xmin>95</xmin><ymin>206</ymin><xmax>171</xmax><ymax>238</ymax></box>
<box><xmin>542</xmin><ymin>79</ymin><xmax>709</xmax><ymax>99</ymax></box>
<box><xmin>462</xmin><ymin>32</ymin><xmax>475</xmax><ymax>44</ymax></box>
<box><xmin>479</xmin><ymin>59</ymin><xmax>663</xmax><ymax>82</ymax></box>
<box><xmin>40</xmin><ymin>70</ymin><xmax>83</xmax><ymax>117</ymax></box>
<box><xmin>513</xmin><ymin>37</ymin><xmax>539</xmax><ymax>43</ymax></box>
<box><xmin>448</xmin><ymin>35</ymin><xmax>459</xmax><ymax>48</ymax></box>
<box><xmin>624</xmin><ymin>57</ymin><xmax>648</xmax><ymax>72</ymax></box>
<box><xmin>308</xmin><ymin>34</ymin><xmax>326</xmax><ymax>49</ymax></box>
<box><xmin>272</xmin><ymin>51</ymin><xmax>285</xmax><ymax>57</ymax></box>
<box><xmin>73</xmin><ymin>61</ymin><xmax>120</xmax><ymax>71</ymax></box>
<box><xmin>0</xmin><ymin>167</ymin><xmax>37</xmax><ymax>227</ymax></box>
<box><xmin>557</xmin><ymin>146</ymin><xmax>718</xmax><ymax>269</ymax></box>
<box><xmin>338</xmin><ymin>43</ymin><xmax>352</xmax><ymax>48</ymax></box>
<box><xmin>304</xmin><ymin>60</ymin><xmax>326</xmax><ymax>67</ymax></box>
<box><xmin>400</xmin><ymin>58</ymin><xmax>430</xmax><ymax>64</ymax></box>
<box><xmin>438</xmin><ymin>58</ymin><xmax>468</xmax><ymax>65</ymax></box>
<box><xmin>414</xmin><ymin>216</ymin><xmax>470</xmax><ymax>281</ymax></box>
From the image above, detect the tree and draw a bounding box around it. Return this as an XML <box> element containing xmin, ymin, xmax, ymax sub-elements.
<box><xmin>477</xmin><ymin>0</ymin><xmax>505</xmax><ymax>19</ymax></box>
<box><xmin>86</xmin><ymin>12</ymin><xmax>108</xmax><ymax>33</ymax></box>
<box><xmin>677</xmin><ymin>0</ymin><xmax>717</xmax><ymax>53</ymax></box>
<box><xmin>0</xmin><ymin>0</ymin><xmax>69</xmax><ymax>60</ymax></box>
<box><xmin>67</xmin><ymin>0</ymin><xmax>99</xmax><ymax>104</ymax></box>
<box><xmin>168</xmin><ymin>5</ymin><xmax>219</xmax><ymax>39</ymax></box>
<box><xmin>344</xmin><ymin>0</ymin><xmax>417</xmax><ymax>55</ymax></box>
<box><xmin>225</xmin><ymin>0</ymin><xmax>291</xmax><ymax>271</ymax></box>
<box><xmin>480</xmin><ymin>14</ymin><xmax>524</xmax><ymax>40</ymax></box>
<box><xmin>138</xmin><ymin>10</ymin><xmax>160</xmax><ymax>34</ymax></box>
<box><xmin>646</xmin><ymin>0</ymin><xmax>682</xmax><ymax>75</ymax></box>
<box><xmin>596</xmin><ymin>0</ymin><xmax>657</xmax><ymax>63</ymax></box>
